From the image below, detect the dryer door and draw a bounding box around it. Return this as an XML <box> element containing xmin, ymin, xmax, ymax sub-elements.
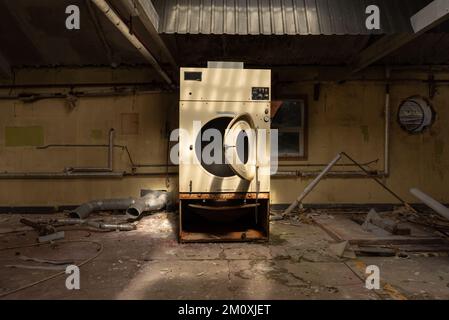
<box><xmin>224</xmin><ymin>113</ymin><xmax>257</xmax><ymax>181</ymax></box>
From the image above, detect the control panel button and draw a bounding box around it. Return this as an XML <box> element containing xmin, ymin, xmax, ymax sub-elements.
<box><xmin>252</xmin><ymin>87</ymin><xmax>270</xmax><ymax>101</ymax></box>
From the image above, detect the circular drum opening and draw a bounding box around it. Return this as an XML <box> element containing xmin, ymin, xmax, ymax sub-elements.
<box><xmin>236</xmin><ymin>130</ymin><xmax>250</xmax><ymax>164</ymax></box>
<box><xmin>195</xmin><ymin>117</ymin><xmax>235</xmax><ymax>177</ymax></box>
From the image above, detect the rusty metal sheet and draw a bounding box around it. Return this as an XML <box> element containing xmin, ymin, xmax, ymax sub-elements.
<box><xmin>179</xmin><ymin>192</ymin><xmax>270</xmax><ymax>200</ymax></box>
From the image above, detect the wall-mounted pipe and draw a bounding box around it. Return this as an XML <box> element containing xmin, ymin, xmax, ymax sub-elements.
<box><xmin>0</xmin><ymin>171</ymin><xmax>180</xmax><ymax>180</ymax></box>
<box><xmin>108</xmin><ymin>127</ymin><xmax>114</xmax><ymax>170</ymax></box>
<box><xmin>276</xmin><ymin>67</ymin><xmax>391</xmax><ymax>179</ymax></box>
<box><xmin>273</xmin><ymin>170</ymin><xmax>380</xmax><ymax>179</ymax></box>
<box><xmin>91</xmin><ymin>0</ymin><xmax>173</xmax><ymax>86</ymax></box>
<box><xmin>0</xmin><ymin>131</ymin><xmax>178</xmax><ymax>179</ymax></box>
<box><xmin>0</xmin><ymin>172</ymin><xmax>124</xmax><ymax>179</ymax></box>
<box><xmin>0</xmin><ymin>82</ymin><xmax>166</xmax><ymax>90</ymax></box>
<box><xmin>0</xmin><ymin>89</ymin><xmax>167</xmax><ymax>102</ymax></box>
<box><xmin>282</xmin><ymin>152</ymin><xmax>413</xmax><ymax>214</ymax></box>
<box><xmin>65</xmin><ymin>129</ymin><xmax>115</xmax><ymax>173</ymax></box>
<box><xmin>276</xmin><ymin>159</ymin><xmax>379</xmax><ymax>168</ymax></box>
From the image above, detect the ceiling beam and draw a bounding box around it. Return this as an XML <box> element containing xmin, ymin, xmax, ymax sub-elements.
<box><xmin>351</xmin><ymin>0</ymin><xmax>449</xmax><ymax>74</ymax></box>
<box><xmin>411</xmin><ymin>0</ymin><xmax>449</xmax><ymax>33</ymax></box>
<box><xmin>92</xmin><ymin>0</ymin><xmax>173</xmax><ymax>85</ymax></box>
<box><xmin>121</xmin><ymin>0</ymin><xmax>178</xmax><ymax>70</ymax></box>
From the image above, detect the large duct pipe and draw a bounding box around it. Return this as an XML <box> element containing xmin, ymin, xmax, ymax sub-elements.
<box><xmin>69</xmin><ymin>198</ymin><xmax>136</xmax><ymax>219</ymax></box>
<box><xmin>126</xmin><ymin>191</ymin><xmax>170</xmax><ymax>219</ymax></box>
<box><xmin>410</xmin><ymin>188</ymin><xmax>449</xmax><ymax>221</ymax></box>
<box><xmin>91</xmin><ymin>0</ymin><xmax>173</xmax><ymax>85</ymax></box>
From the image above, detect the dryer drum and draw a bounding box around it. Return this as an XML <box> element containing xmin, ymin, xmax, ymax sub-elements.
<box><xmin>195</xmin><ymin>113</ymin><xmax>256</xmax><ymax>181</ymax></box>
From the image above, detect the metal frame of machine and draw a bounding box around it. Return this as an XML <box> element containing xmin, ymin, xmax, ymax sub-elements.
<box><xmin>179</xmin><ymin>66</ymin><xmax>272</xmax><ymax>242</ymax></box>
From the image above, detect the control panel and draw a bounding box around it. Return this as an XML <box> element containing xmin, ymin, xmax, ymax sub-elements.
<box><xmin>252</xmin><ymin>87</ymin><xmax>270</xmax><ymax>101</ymax></box>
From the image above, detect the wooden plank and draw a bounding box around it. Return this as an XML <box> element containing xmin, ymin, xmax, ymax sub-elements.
<box><xmin>349</xmin><ymin>238</ymin><xmax>448</xmax><ymax>246</ymax></box>
<box><xmin>312</xmin><ymin>215</ymin><xmax>447</xmax><ymax>246</ymax></box>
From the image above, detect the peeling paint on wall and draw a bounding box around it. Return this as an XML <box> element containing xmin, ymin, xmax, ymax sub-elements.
<box><xmin>5</xmin><ymin>126</ymin><xmax>44</xmax><ymax>147</ymax></box>
<box><xmin>121</xmin><ymin>113</ymin><xmax>139</xmax><ymax>135</ymax></box>
<box><xmin>435</xmin><ymin>139</ymin><xmax>445</xmax><ymax>159</ymax></box>
<box><xmin>360</xmin><ymin>125</ymin><xmax>370</xmax><ymax>142</ymax></box>
<box><xmin>90</xmin><ymin>129</ymin><xmax>103</xmax><ymax>140</ymax></box>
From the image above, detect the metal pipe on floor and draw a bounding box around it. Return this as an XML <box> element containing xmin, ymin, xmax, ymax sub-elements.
<box><xmin>48</xmin><ymin>218</ymin><xmax>136</xmax><ymax>231</ymax></box>
<box><xmin>91</xmin><ymin>0</ymin><xmax>173</xmax><ymax>85</ymax></box>
<box><xmin>126</xmin><ymin>191</ymin><xmax>170</xmax><ymax>219</ymax></box>
<box><xmin>69</xmin><ymin>191</ymin><xmax>171</xmax><ymax>220</ymax></box>
<box><xmin>283</xmin><ymin>153</ymin><xmax>342</xmax><ymax>215</ymax></box>
<box><xmin>410</xmin><ymin>188</ymin><xmax>449</xmax><ymax>221</ymax></box>
<box><xmin>69</xmin><ymin>198</ymin><xmax>137</xmax><ymax>219</ymax></box>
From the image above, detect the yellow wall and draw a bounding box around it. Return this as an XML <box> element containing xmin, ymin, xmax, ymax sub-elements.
<box><xmin>0</xmin><ymin>68</ymin><xmax>448</xmax><ymax>206</ymax></box>
<box><xmin>272</xmin><ymin>76</ymin><xmax>449</xmax><ymax>205</ymax></box>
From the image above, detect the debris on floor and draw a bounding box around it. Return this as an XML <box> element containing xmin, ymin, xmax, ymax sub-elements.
<box><xmin>1</xmin><ymin>206</ymin><xmax>449</xmax><ymax>300</ymax></box>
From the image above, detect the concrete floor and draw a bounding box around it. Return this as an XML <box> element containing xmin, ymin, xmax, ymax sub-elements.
<box><xmin>0</xmin><ymin>212</ymin><xmax>449</xmax><ymax>300</ymax></box>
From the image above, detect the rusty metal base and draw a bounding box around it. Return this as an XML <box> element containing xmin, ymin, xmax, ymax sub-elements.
<box><xmin>179</xmin><ymin>193</ymin><xmax>270</xmax><ymax>243</ymax></box>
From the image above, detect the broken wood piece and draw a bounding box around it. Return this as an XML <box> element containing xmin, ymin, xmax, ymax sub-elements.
<box><xmin>20</xmin><ymin>218</ymin><xmax>56</xmax><ymax>236</ymax></box>
<box><xmin>362</xmin><ymin>209</ymin><xmax>411</xmax><ymax>235</ymax></box>
<box><xmin>328</xmin><ymin>241</ymin><xmax>356</xmax><ymax>259</ymax></box>
<box><xmin>329</xmin><ymin>241</ymin><xmax>349</xmax><ymax>258</ymax></box>
<box><xmin>270</xmin><ymin>215</ymin><xmax>284</xmax><ymax>221</ymax></box>
<box><xmin>354</xmin><ymin>246</ymin><xmax>396</xmax><ymax>257</ymax></box>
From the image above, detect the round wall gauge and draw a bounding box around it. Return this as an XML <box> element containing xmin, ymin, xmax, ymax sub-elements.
<box><xmin>398</xmin><ymin>96</ymin><xmax>435</xmax><ymax>134</ymax></box>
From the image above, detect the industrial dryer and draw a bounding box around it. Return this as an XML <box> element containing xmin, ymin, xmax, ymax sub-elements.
<box><xmin>178</xmin><ymin>64</ymin><xmax>272</xmax><ymax>242</ymax></box>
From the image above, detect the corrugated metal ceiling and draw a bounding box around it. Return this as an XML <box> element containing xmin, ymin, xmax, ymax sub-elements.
<box><xmin>0</xmin><ymin>0</ymin><xmax>448</xmax><ymax>71</ymax></box>
<box><xmin>153</xmin><ymin>0</ymin><xmax>432</xmax><ymax>35</ymax></box>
